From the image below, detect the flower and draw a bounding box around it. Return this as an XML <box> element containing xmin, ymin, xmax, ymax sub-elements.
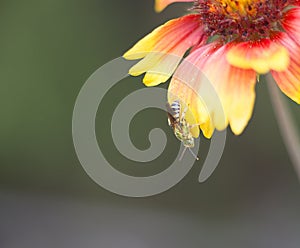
<box><xmin>123</xmin><ymin>0</ymin><xmax>300</xmax><ymax>138</ymax></box>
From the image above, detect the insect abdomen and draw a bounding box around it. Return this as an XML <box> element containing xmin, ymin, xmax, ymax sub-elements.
<box><xmin>170</xmin><ymin>100</ymin><xmax>181</xmax><ymax>121</ymax></box>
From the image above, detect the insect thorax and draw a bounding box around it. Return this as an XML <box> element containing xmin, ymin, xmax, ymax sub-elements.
<box><xmin>174</xmin><ymin>122</ymin><xmax>194</xmax><ymax>148</ymax></box>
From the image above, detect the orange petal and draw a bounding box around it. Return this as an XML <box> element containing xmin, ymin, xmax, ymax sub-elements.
<box><xmin>155</xmin><ymin>0</ymin><xmax>193</xmax><ymax>12</ymax></box>
<box><xmin>124</xmin><ymin>15</ymin><xmax>205</xmax><ymax>86</ymax></box>
<box><xmin>281</xmin><ymin>7</ymin><xmax>300</xmax><ymax>45</ymax></box>
<box><xmin>271</xmin><ymin>33</ymin><xmax>300</xmax><ymax>104</ymax></box>
<box><xmin>123</xmin><ymin>15</ymin><xmax>197</xmax><ymax>60</ymax></box>
<box><xmin>226</xmin><ymin>38</ymin><xmax>289</xmax><ymax>74</ymax></box>
<box><xmin>168</xmin><ymin>44</ymin><xmax>219</xmax><ymax>138</ymax></box>
<box><xmin>169</xmin><ymin>42</ymin><xmax>257</xmax><ymax>137</ymax></box>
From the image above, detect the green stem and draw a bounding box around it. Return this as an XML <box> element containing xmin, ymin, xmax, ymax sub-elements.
<box><xmin>266</xmin><ymin>74</ymin><xmax>300</xmax><ymax>181</ymax></box>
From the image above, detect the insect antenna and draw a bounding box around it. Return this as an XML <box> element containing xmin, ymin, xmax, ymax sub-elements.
<box><xmin>189</xmin><ymin>148</ymin><xmax>199</xmax><ymax>160</ymax></box>
<box><xmin>179</xmin><ymin>147</ymin><xmax>187</xmax><ymax>161</ymax></box>
<box><xmin>179</xmin><ymin>147</ymin><xmax>199</xmax><ymax>161</ymax></box>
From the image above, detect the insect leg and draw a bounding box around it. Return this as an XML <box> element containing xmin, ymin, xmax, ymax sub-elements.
<box><xmin>189</xmin><ymin>123</ymin><xmax>201</xmax><ymax>128</ymax></box>
<box><xmin>181</xmin><ymin>105</ymin><xmax>188</xmax><ymax>122</ymax></box>
<box><xmin>188</xmin><ymin>148</ymin><xmax>199</xmax><ymax>160</ymax></box>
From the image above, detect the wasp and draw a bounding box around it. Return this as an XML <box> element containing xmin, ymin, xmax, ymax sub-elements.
<box><xmin>166</xmin><ymin>100</ymin><xmax>199</xmax><ymax>161</ymax></box>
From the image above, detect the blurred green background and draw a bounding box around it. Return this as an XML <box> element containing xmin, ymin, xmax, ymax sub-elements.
<box><xmin>0</xmin><ymin>1</ymin><xmax>299</xmax><ymax>247</ymax></box>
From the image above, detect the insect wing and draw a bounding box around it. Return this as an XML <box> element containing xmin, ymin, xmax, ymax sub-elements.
<box><xmin>166</xmin><ymin>102</ymin><xmax>177</xmax><ymax>128</ymax></box>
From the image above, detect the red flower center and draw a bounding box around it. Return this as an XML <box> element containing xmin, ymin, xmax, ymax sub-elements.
<box><xmin>193</xmin><ymin>0</ymin><xmax>290</xmax><ymax>42</ymax></box>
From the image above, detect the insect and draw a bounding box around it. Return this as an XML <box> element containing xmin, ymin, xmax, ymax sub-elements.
<box><xmin>166</xmin><ymin>100</ymin><xmax>199</xmax><ymax>161</ymax></box>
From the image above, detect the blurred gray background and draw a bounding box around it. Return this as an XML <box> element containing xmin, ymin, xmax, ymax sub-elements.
<box><xmin>0</xmin><ymin>1</ymin><xmax>299</xmax><ymax>247</ymax></box>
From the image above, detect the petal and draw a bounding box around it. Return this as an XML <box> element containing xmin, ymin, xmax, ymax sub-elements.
<box><xmin>124</xmin><ymin>14</ymin><xmax>205</xmax><ymax>86</ymax></box>
<box><xmin>281</xmin><ymin>7</ymin><xmax>300</xmax><ymax>45</ymax></box>
<box><xmin>169</xmin><ymin>43</ymin><xmax>257</xmax><ymax>138</ymax></box>
<box><xmin>226</xmin><ymin>38</ymin><xmax>290</xmax><ymax>74</ymax></box>
<box><xmin>123</xmin><ymin>16</ymin><xmax>199</xmax><ymax>60</ymax></box>
<box><xmin>290</xmin><ymin>1</ymin><xmax>300</xmax><ymax>6</ymax></box>
<box><xmin>168</xmin><ymin>44</ymin><xmax>219</xmax><ymax>138</ymax></box>
<box><xmin>155</xmin><ymin>0</ymin><xmax>194</xmax><ymax>12</ymax></box>
<box><xmin>271</xmin><ymin>33</ymin><xmax>300</xmax><ymax>104</ymax></box>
